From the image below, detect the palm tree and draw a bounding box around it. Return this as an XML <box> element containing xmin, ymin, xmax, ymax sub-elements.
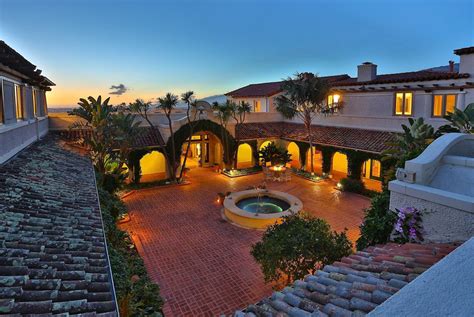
<box><xmin>111</xmin><ymin>111</ymin><xmax>141</xmax><ymax>180</ymax></box>
<box><xmin>157</xmin><ymin>93</ymin><xmax>179</xmax><ymax>181</ymax></box>
<box><xmin>229</xmin><ymin>100</ymin><xmax>251</xmax><ymax>169</ymax></box>
<box><xmin>437</xmin><ymin>103</ymin><xmax>474</xmax><ymax>135</ymax></box>
<box><xmin>179</xmin><ymin>91</ymin><xmax>198</xmax><ymax>180</ymax></box>
<box><xmin>212</xmin><ymin>101</ymin><xmax>232</xmax><ymax>167</ymax></box>
<box><xmin>276</xmin><ymin>72</ymin><xmax>330</xmax><ymax>174</ymax></box>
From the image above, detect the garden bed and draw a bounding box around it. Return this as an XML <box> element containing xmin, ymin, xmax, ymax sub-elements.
<box><xmin>290</xmin><ymin>168</ymin><xmax>327</xmax><ymax>182</ymax></box>
<box><xmin>221</xmin><ymin>166</ymin><xmax>263</xmax><ymax>178</ymax></box>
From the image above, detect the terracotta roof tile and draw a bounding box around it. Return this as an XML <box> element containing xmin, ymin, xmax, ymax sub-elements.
<box><xmin>0</xmin><ymin>136</ymin><xmax>117</xmax><ymax>315</ymax></box>
<box><xmin>226</xmin><ymin>75</ymin><xmax>350</xmax><ymax>98</ymax></box>
<box><xmin>236</xmin><ymin>122</ymin><xmax>396</xmax><ymax>153</ymax></box>
<box><xmin>333</xmin><ymin>70</ymin><xmax>469</xmax><ymax>86</ymax></box>
<box><xmin>236</xmin><ymin>242</ymin><xmax>458</xmax><ymax>316</ymax></box>
<box><xmin>54</xmin><ymin>126</ymin><xmax>165</xmax><ymax>148</ymax></box>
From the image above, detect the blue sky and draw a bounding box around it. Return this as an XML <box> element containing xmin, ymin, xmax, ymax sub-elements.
<box><xmin>1</xmin><ymin>0</ymin><xmax>473</xmax><ymax>106</ymax></box>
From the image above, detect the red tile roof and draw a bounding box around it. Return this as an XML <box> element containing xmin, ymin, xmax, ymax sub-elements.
<box><xmin>454</xmin><ymin>46</ymin><xmax>474</xmax><ymax>55</ymax></box>
<box><xmin>236</xmin><ymin>242</ymin><xmax>459</xmax><ymax>316</ymax></box>
<box><xmin>54</xmin><ymin>127</ymin><xmax>165</xmax><ymax>148</ymax></box>
<box><xmin>333</xmin><ymin>70</ymin><xmax>469</xmax><ymax>87</ymax></box>
<box><xmin>237</xmin><ymin>122</ymin><xmax>396</xmax><ymax>153</ymax></box>
<box><xmin>225</xmin><ymin>75</ymin><xmax>350</xmax><ymax>98</ymax></box>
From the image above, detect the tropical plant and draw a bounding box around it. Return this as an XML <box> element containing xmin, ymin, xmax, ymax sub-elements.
<box><xmin>258</xmin><ymin>142</ymin><xmax>292</xmax><ymax>166</ymax></box>
<box><xmin>356</xmin><ymin>191</ymin><xmax>396</xmax><ymax>250</ymax></box>
<box><xmin>212</xmin><ymin>100</ymin><xmax>234</xmax><ymax>167</ymax></box>
<box><xmin>276</xmin><ymin>73</ymin><xmax>331</xmax><ymax>174</ymax></box>
<box><xmin>437</xmin><ymin>103</ymin><xmax>474</xmax><ymax>135</ymax></box>
<box><xmin>157</xmin><ymin>93</ymin><xmax>179</xmax><ymax>181</ymax></box>
<box><xmin>178</xmin><ymin>91</ymin><xmax>198</xmax><ymax>180</ymax></box>
<box><xmin>251</xmin><ymin>213</ymin><xmax>352</xmax><ymax>285</ymax></box>
<box><xmin>382</xmin><ymin>117</ymin><xmax>434</xmax><ymax>181</ymax></box>
<box><xmin>230</xmin><ymin>100</ymin><xmax>251</xmax><ymax>169</ymax></box>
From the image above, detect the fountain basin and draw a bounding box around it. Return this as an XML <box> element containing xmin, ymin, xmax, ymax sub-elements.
<box><xmin>223</xmin><ymin>189</ymin><xmax>303</xmax><ymax>229</ymax></box>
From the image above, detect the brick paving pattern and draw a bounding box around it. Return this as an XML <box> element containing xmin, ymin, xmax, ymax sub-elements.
<box><xmin>120</xmin><ymin>168</ymin><xmax>370</xmax><ymax>316</ymax></box>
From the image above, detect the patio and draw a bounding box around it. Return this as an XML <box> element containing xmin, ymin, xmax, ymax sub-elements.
<box><xmin>120</xmin><ymin>167</ymin><xmax>370</xmax><ymax>316</ymax></box>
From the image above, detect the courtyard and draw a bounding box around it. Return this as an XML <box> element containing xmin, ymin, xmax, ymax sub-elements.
<box><xmin>120</xmin><ymin>167</ymin><xmax>370</xmax><ymax>316</ymax></box>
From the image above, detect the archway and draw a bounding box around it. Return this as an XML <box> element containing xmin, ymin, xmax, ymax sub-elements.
<box><xmin>259</xmin><ymin>140</ymin><xmax>272</xmax><ymax>151</ymax></box>
<box><xmin>331</xmin><ymin>151</ymin><xmax>348</xmax><ymax>179</ymax></box>
<box><xmin>287</xmin><ymin>142</ymin><xmax>300</xmax><ymax>168</ymax></box>
<box><xmin>237</xmin><ymin>143</ymin><xmax>253</xmax><ymax>169</ymax></box>
<box><xmin>362</xmin><ymin>159</ymin><xmax>382</xmax><ymax>191</ymax></box>
<box><xmin>180</xmin><ymin>131</ymin><xmax>223</xmax><ymax>169</ymax></box>
<box><xmin>305</xmin><ymin>146</ymin><xmax>323</xmax><ymax>173</ymax></box>
<box><xmin>140</xmin><ymin>151</ymin><xmax>167</xmax><ymax>182</ymax></box>
<box><xmin>169</xmin><ymin>119</ymin><xmax>236</xmax><ymax>167</ymax></box>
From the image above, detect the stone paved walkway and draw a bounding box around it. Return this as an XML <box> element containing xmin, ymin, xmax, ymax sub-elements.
<box><xmin>120</xmin><ymin>168</ymin><xmax>370</xmax><ymax>316</ymax></box>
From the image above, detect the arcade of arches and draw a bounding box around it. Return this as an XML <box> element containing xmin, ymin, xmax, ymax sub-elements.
<box><xmin>132</xmin><ymin>132</ymin><xmax>382</xmax><ymax>191</ymax></box>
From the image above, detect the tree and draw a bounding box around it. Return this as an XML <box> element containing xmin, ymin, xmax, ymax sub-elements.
<box><xmin>437</xmin><ymin>103</ymin><xmax>474</xmax><ymax>135</ymax></box>
<box><xmin>276</xmin><ymin>73</ymin><xmax>331</xmax><ymax>174</ymax></box>
<box><xmin>259</xmin><ymin>142</ymin><xmax>292</xmax><ymax>166</ymax></box>
<box><xmin>212</xmin><ymin>101</ymin><xmax>233</xmax><ymax>167</ymax></box>
<box><xmin>128</xmin><ymin>99</ymin><xmax>174</xmax><ymax>183</ymax></box>
<box><xmin>157</xmin><ymin>93</ymin><xmax>179</xmax><ymax>182</ymax></box>
<box><xmin>251</xmin><ymin>213</ymin><xmax>352</xmax><ymax>285</ymax></box>
<box><xmin>229</xmin><ymin>100</ymin><xmax>251</xmax><ymax>169</ymax></box>
<box><xmin>178</xmin><ymin>91</ymin><xmax>198</xmax><ymax>180</ymax></box>
<box><xmin>69</xmin><ymin>96</ymin><xmax>138</xmax><ymax>191</ymax></box>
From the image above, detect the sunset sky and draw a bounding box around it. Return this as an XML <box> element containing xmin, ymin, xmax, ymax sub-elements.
<box><xmin>1</xmin><ymin>0</ymin><xmax>473</xmax><ymax>107</ymax></box>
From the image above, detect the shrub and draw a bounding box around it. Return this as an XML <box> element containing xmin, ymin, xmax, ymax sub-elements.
<box><xmin>98</xmin><ymin>186</ymin><xmax>163</xmax><ymax>316</ymax></box>
<box><xmin>393</xmin><ymin>207</ymin><xmax>424</xmax><ymax>243</ymax></box>
<box><xmin>251</xmin><ymin>213</ymin><xmax>352</xmax><ymax>285</ymax></box>
<box><xmin>356</xmin><ymin>192</ymin><xmax>397</xmax><ymax>250</ymax></box>
<box><xmin>339</xmin><ymin>177</ymin><xmax>365</xmax><ymax>194</ymax></box>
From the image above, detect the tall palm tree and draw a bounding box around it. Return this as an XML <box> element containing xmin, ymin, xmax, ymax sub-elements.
<box><xmin>179</xmin><ymin>91</ymin><xmax>198</xmax><ymax>180</ymax></box>
<box><xmin>212</xmin><ymin>101</ymin><xmax>232</xmax><ymax>167</ymax></box>
<box><xmin>230</xmin><ymin>100</ymin><xmax>251</xmax><ymax>169</ymax></box>
<box><xmin>157</xmin><ymin>93</ymin><xmax>179</xmax><ymax>181</ymax></box>
<box><xmin>276</xmin><ymin>73</ymin><xmax>330</xmax><ymax>174</ymax></box>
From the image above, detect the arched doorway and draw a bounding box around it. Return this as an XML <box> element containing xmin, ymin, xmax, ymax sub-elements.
<box><xmin>362</xmin><ymin>159</ymin><xmax>382</xmax><ymax>191</ymax></box>
<box><xmin>287</xmin><ymin>142</ymin><xmax>300</xmax><ymax>169</ymax></box>
<box><xmin>305</xmin><ymin>146</ymin><xmax>323</xmax><ymax>173</ymax></box>
<box><xmin>140</xmin><ymin>151</ymin><xmax>167</xmax><ymax>182</ymax></box>
<box><xmin>237</xmin><ymin>143</ymin><xmax>253</xmax><ymax>169</ymax></box>
<box><xmin>181</xmin><ymin>131</ymin><xmax>223</xmax><ymax>169</ymax></box>
<box><xmin>331</xmin><ymin>151</ymin><xmax>348</xmax><ymax>179</ymax></box>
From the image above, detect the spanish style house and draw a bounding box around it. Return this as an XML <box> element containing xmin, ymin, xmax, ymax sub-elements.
<box><xmin>0</xmin><ymin>41</ymin><xmax>55</xmax><ymax>164</ymax></box>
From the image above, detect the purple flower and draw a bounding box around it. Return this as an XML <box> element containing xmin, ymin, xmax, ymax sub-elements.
<box><xmin>395</xmin><ymin>222</ymin><xmax>403</xmax><ymax>233</ymax></box>
<box><xmin>409</xmin><ymin>228</ymin><xmax>417</xmax><ymax>240</ymax></box>
<box><xmin>398</xmin><ymin>211</ymin><xmax>406</xmax><ymax>220</ymax></box>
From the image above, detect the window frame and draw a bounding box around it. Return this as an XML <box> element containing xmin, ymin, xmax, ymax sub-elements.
<box><xmin>393</xmin><ymin>92</ymin><xmax>413</xmax><ymax>116</ymax></box>
<box><xmin>432</xmin><ymin>94</ymin><xmax>457</xmax><ymax>118</ymax></box>
<box><xmin>0</xmin><ymin>79</ymin><xmax>4</xmax><ymax>124</ymax></box>
<box><xmin>14</xmin><ymin>84</ymin><xmax>24</xmax><ymax>121</ymax></box>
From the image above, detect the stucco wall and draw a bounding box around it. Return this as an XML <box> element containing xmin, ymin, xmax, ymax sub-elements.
<box><xmin>389</xmin><ymin>191</ymin><xmax>474</xmax><ymax>243</ymax></box>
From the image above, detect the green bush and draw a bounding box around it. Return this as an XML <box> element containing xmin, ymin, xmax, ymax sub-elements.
<box><xmin>339</xmin><ymin>177</ymin><xmax>365</xmax><ymax>194</ymax></box>
<box><xmin>251</xmin><ymin>213</ymin><xmax>352</xmax><ymax>285</ymax></box>
<box><xmin>98</xmin><ymin>186</ymin><xmax>163</xmax><ymax>316</ymax></box>
<box><xmin>356</xmin><ymin>192</ymin><xmax>397</xmax><ymax>250</ymax></box>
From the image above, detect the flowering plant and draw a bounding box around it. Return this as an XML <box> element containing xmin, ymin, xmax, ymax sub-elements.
<box><xmin>393</xmin><ymin>207</ymin><xmax>423</xmax><ymax>243</ymax></box>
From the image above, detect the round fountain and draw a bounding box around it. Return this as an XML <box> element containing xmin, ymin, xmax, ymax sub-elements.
<box><xmin>223</xmin><ymin>189</ymin><xmax>303</xmax><ymax>229</ymax></box>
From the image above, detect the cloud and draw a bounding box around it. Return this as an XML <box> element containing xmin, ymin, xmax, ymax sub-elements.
<box><xmin>109</xmin><ymin>84</ymin><xmax>128</xmax><ymax>96</ymax></box>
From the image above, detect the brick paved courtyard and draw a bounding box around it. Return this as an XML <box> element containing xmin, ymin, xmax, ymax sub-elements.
<box><xmin>120</xmin><ymin>168</ymin><xmax>370</xmax><ymax>316</ymax></box>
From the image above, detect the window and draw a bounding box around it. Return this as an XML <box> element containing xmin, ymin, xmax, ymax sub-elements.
<box><xmin>328</xmin><ymin>94</ymin><xmax>341</xmax><ymax>106</ymax></box>
<box><xmin>14</xmin><ymin>84</ymin><xmax>24</xmax><ymax>120</ymax></box>
<box><xmin>363</xmin><ymin>159</ymin><xmax>381</xmax><ymax>180</ymax></box>
<box><xmin>433</xmin><ymin>94</ymin><xmax>456</xmax><ymax>117</ymax></box>
<box><xmin>254</xmin><ymin>100</ymin><xmax>261</xmax><ymax>112</ymax></box>
<box><xmin>395</xmin><ymin>92</ymin><xmax>413</xmax><ymax>116</ymax></box>
<box><xmin>32</xmin><ymin>89</ymin><xmax>37</xmax><ymax>116</ymax></box>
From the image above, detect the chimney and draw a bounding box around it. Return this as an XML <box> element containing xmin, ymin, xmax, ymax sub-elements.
<box><xmin>357</xmin><ymin>62</ymin><xmax>377</xmax><ymax>82</ymax></box>
<box><xmin>454</xmin><ymin>46</ymin><xmax>474</xmax><ymax>77</ymax></box>
<box><xmin>449</xmin><ymin>60</ymin><xmax>455</xmax><ymax>72</ymax></box>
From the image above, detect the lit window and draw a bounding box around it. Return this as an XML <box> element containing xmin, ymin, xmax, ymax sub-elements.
<box><xmin>328</xmin><ymin>94</ymin><xmax>341</xmax><ymax>106</ymax></box>
<box><xmin>432</xmin><ymin>94</ymin><xmax>457</xmax><ymax>117</ymax></box>
<box><xmin>32</xmin><ymin>89</ymin><xmax>37</xmax><ymax>116</ymax></box>
<box><xmin>363</xmin><ymin>159</ymin><xmax>381</xmax><ymax>180</ymax></box>
<box><xmin>0</xmin><ymin>81</ymin><xmax>4</xmax><ymax>124</ymax></box>
<box><xmin>254</xmin><ymin>100</ymin><xmax>261</xmax><ymax>112</ymax></box>
<box><xmin>394</xmin><ymin>92</ymin><xmax>413</xmax><ymax>116</ymax></box>
<box><xmin>15</xmin><ymin>84</ymin><xmax>24</xmax><ymax>120</ymax></box>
